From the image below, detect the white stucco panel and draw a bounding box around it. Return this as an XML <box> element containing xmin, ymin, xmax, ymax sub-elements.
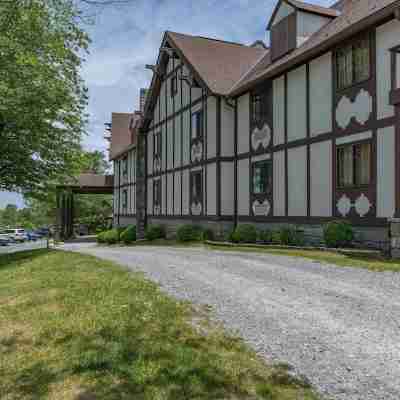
<box><xmin>207</xmin><ymin>96</ymin><xmax>217</xmax><ymax>159</ymax></box>
<box><xmin>310</xmin><ymin>52</ymin><xmax>332</xmax><ymax>136</ymax></box>
<box><xmin>147</xmin><ymin>178</ymin><xmax>153</xmax><ymax>214</ymax></box>
<box><xmin>288</xmin><ymin>146</ymin><xmax>307</xmax><ymax>216</ymax></box>
<box><xmin>174</xmin><ymin>171</ymin><xmax>181</xmax><ymax>215</ymax></box>
<box><xmin>221</xmin><ymin>102</ymin><xmax>235</xmax><ymax>157</ymax></box>
<box><xmin>376</xmin><ymin>20</ymin><xmax>400</xmax><ymax>120</ymax></box>
<box><xmin>377</xmin><ymin>126</ymin><xmax>395</xmax><ymax>218</ymax></box>
<box><xmin>237</xmin><ymin>158</ymin><xmax>250</xmax><ymax>216</ymax></box>
<box><xmin>174</xmin><ymin>116</ymin><xmax>181</xmax><ymax>167</ymax></box>
<box><xmin>206</xmin><ymin>163</ymin><xmax>217</xmax><ymax>215</ymax></box>
<box><xmin>167</xmin><ymin>119</ymin><xmax>174</xmax><ymax>169</ymax></box>
<box><xmin>288</xmin><ymin>66</ymin><xmax>307</xmax><ymax>142</ymax></box>
<box><xmin>273</xmin><ymin>150</ymin><xmax>286</xmax><ymax>216</ymax></box>
<box><xmin>237</xmin><ymin>93</ymin><xmax>250</xmax><ymax>154</ymax></box>
<box><xmin>273</xmin><ymin>76</ymin><xmax>285</xmax><ymax>145</ymax></box>
<box><xmin>182</xmin><ymin>169</ymin><xmax>189</xmax><ymax>215</ymax></box>
<box><xmin>182</xmin><ymin>110</ymin><xmax>190</xmax><ymax>165</ymax></box>
<box><xmin>310</xmin><ymin>140</ymin><xmax>332</xmax><ymax>217</ymax></box>
<box><xmin>167</xmin><ymin>173</ymin><xmax>173</xmax><ymax>215</ymax></box>
<box><xmin>221</xmin><ymin>162</ymin><xmax>234</xmax><ymax>215</ymax></box>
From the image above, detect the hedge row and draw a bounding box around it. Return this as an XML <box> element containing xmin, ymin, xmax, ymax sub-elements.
<box><xmin>226</xmin><ymin>221</ymin><xmax>354</xmax><ymax>248</ymax></box>
<box><xmin>97</xmin><ymin>225</ymin><xmax>136</xmax><ymax>245</ymax></box>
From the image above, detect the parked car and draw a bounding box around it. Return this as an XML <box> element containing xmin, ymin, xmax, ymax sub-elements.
<box><xmin>4</xmin><ymin>228</ymin><xmax>28</xmax><ymax>242</ymax></box>
<box><xmin>26</xmin><ymin>231</ymin><xmax>41</xmax><ymax>241</ymax></box>
<box><xmin>0</xmin><ymin>231</ymin><xmax>11</xmax><ymax>246</ymax></box>
<box><xmin>35</xmin><ymin>228</ymin><xmax>50</xmax><ymax>237</ymax></box>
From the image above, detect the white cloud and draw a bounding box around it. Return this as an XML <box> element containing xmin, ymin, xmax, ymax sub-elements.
<box><xmin>82</xmin><ymin>0</ymin><xmax>335</xmax><ymax>157</ymax></box>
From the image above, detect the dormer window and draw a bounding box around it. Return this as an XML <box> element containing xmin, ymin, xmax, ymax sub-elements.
<box><xmin>336</xmin><ymin>34</ymin><xmax>370</xmax><ymax>90</ymax></box>
<box><xmin>267</xmin><ymin>0</ymin><xmax>339</xmax><ymax>62</ymax></box>
<box><xmin>270</xmin><ymin>13</ymin><xmax>296</xmax><ymax>61</ymax></box>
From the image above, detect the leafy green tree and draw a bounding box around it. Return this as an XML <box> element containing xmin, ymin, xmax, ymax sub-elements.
<box><xmin>0</xmin><ymin>204</ymin><xmax>18</xmax><ymax>227</ymax></box>
<box><xmin>0</xmin><ymin>0</ymin><xmax>89</xmax><ymax>196</ymax></box>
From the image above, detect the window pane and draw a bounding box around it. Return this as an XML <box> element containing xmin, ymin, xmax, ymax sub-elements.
<box><xmin>354</xmin><ymin>37</ymin><xmax>370</xmax><ymax>83</ymax></box>
<box><xmin>355</xmin><ymin>143</ymin><xmax>371</xmax><ymax>185</ymax></box>
<box><xmin>337</xmin><ymin>45</ymin><xmax>353</xmax><ymax>89</ymax></box>
<box><xmin>191</xmin><ymin>173</ymin><xmax>202</xmax><ymax>200</ymax></box>
<box><xmin>337</xmin><ymin>146</ymin><xmax>353</xmax><ymax>187</ymax></box>
<box><xmin>253</xmin><ymin>161</ymin><xmax>271</xmax><ymax>194</ymax></box>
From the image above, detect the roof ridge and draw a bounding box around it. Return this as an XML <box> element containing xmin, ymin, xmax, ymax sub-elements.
<box><xmin>167</xmin><ymin>30</ymin><xmax>249</xmax><ymax>48</ymax></box>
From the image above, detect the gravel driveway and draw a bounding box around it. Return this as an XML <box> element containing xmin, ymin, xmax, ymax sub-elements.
<box><xmin>62</xmin><ymin>243</ymin><xmax>400</xmax><ymax>400</ymax></box>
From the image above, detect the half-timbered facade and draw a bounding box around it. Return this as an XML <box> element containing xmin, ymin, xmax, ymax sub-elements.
<box><xmin>111</xmin><ymin>0</ymin><xmax>400</xmax><ymax>245</ymax></box>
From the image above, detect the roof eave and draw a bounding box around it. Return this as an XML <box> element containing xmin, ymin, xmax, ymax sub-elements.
<box><xmin>231</xmin><ymin>2</ymin><xmax>399</xmax><ymax>98</ymax></box>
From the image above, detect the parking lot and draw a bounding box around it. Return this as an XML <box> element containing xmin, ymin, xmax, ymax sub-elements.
<box><xmin>0</xmin><ymin>239</ymin><xmax>49</xmax><ymax>254</ymax></box>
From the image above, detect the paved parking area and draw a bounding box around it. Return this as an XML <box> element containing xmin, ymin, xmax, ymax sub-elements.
<box><xmin>61</xmin><ymin>243</ymin><xmax>400</xmax><ymax>400</ymax></box>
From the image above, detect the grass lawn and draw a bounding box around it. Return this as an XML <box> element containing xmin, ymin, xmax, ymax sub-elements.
<box><xmin>204</xmin><ymin>244</ymin><xmax>400</xmax><ymax>272</ymax></box>
<box><xmin>0</xmin><ymin>249</ymin><xmax>318</xmax><ymax>400</ymax></box>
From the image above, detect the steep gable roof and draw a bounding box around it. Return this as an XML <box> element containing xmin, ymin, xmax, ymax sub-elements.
<box><xmin>230</xmin><ymin>0</ymin><xmax>400</xmax><ymax>96</ymax></box>
<box><xmin>141</xmin><ymin>31</ymin><xmax>266</xmax><ymax>125</ymax></box>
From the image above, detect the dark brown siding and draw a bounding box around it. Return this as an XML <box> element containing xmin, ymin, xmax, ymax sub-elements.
<box><xmin>270</xmin><ymin>13</ymin><xmax>297</xmax><ymax>62</ymax></box>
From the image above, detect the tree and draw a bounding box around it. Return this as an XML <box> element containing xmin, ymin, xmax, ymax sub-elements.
<box><xmin>0</xmin><ymin>0</ymin><xmax>89</xmax><ymax>196</ymax></box>
<box><xmin>0</xmin><ymin>204</ymin><xmax>18</xmax><ymax>227</ymax></box>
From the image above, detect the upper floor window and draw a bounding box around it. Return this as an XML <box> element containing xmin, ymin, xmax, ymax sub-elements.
<box><xmin>252</xmin><ymin>160</ymin><xmax>272</xmax><ymax>194</ymax></box>
<box><xmin>251</xmin><ymin>94</ymin><xmax>262</xmax><ymax>125</ymax></box>
<box><xmin>153</xmin><ymin>132</ymin><xmax>161</xmax><ymax>157</ymax></box>
<box><xmin>171</xmin><ymin>75</ymin><xmax>178</xmax><ymax>97</ymax></box>
<box><xmin>122</xmin><ymin>156</ymin><xmax>128</xmax><ymax>176</ymax></box>
<box><xmin>192</xmin><ymin>110</ymin><xmax>203</xmax><ymax>139</ymax></box>
<box><xmin>336</xmin><ymin>34</ymin><xmax>370</xmax><ymax>90</ymax></box>
<box><xmin>337</xmin><ymin>142</ymin><xmax>371</xmax><ymax>188</ymax></box>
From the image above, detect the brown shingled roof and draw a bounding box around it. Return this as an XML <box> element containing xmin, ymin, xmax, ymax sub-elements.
<box><xmin>230</xmin><ymin>0</ymin><xmax>400</xmax><ymax>96</ymax></box>
<box><xmin>167</xmin><ymin>31</ymin><xmax>267</xmax><ymax>95</ymax></box>
<box><xmin>287</xmin><ymin>0</ymin><xmax>340</xmax><ymax>18</ymax></box>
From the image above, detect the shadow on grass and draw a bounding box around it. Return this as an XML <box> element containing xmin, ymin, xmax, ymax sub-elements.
<box><xmin>0</xmin><ymin>249</ymin><xmax>52</xmax><ymax>271</ymax></box>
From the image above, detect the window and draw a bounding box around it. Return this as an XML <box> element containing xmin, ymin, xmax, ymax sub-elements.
<box><xmin>252</xmin><ymin>160</ymin><xmax>272</xmax><ymax>194</ymax></box>
<box><xmin>153</xmin><ymin>132</ymin><xmax>161</xmax><ymax>157</ymax></box>
<box><xmin>153</xmin><ymin>179</ymin><xmax>161</xmax><ymax>207</ymax></box>
<box><xmin>191</xmin><ymin>171</ymin><xmax>202</xmax><ymax>203</ymax></box>
<box><xmin>191</xmin><ymin>110</ymin><xmax>203</xmax><ymax>139</ymax></box>
<box><xmin>336</xmin><ymin>34</ymin><xmax>370</xmax><ymax>90</ymax></box>
<box><xmin>251</xmin><ymin>94</ymin><xmax>263</xmax><ymax>125</ymax></box>
<box><xmin>122</xmin><ymin>156</ymin><xmax>128</xmax><ymax>176</ymax></box>
<box><xmin>122</xmin><ymin>189</ymin><xmax>128</xmax><ymax>212</ymax></box>
<box><xmin>337</xmin><ymin>142</ymin><xmax>371</xmax><ymax>187</ymax></box>
<box><xmin>171</xmin><ymin>75</ymin><xmax>178</xmax><ymax>97</ymax></box>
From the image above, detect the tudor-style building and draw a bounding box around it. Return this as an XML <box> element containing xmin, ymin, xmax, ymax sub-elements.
<box><xmin>111</xmin><ymin>0</ymin><xmax>400</xmax><ymax>246</ymax></box>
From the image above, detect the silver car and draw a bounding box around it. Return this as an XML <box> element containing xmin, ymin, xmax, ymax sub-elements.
<box><xmin>4</xmin><ymin>228</ymin><xmax>28</xmax><ymax>242</ymax></box>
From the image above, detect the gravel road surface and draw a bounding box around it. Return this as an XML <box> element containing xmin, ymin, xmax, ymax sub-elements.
<box><xmin>61</xmin><ymin>243</ymin><xmax>400</xmax><ymax>400</ymax></box>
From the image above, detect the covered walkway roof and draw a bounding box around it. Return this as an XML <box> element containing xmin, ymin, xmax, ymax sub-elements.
<box><xmin>56</xmin><ymin>173</ymin><xmax>114</xmax><ymax>194</ymax></box>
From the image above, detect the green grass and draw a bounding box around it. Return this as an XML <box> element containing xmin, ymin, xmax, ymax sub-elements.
<box><xmin>205</xmin><ymin>243</ymin><xmax>400</xmax><ymax>272</ymax></box>
<box><xmin>0</xmin><ymin>250</ymin><xmax>318</xmax><ymax>400</ymax></box>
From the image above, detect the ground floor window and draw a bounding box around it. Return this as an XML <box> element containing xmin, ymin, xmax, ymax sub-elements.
<box><xmin>190</xmin><ymin>171</ymin><xmax>202</xmax><ymax>203</ymax></box>
<box><xmin>337</xmin><ymin>142</ymin><xmax>371</xmax><ymax>187</ymax></box>
<box><xmin>252</xmin><ymin>160</ymin><xmax>272</xmax><ymax>194</ymax></box>
<box><xmin>153</xmin><ymin>179</ymin><xmax>161</xmax><ymax>209</ymax></box>
<box><xmin>122</xmin><ymin>189</ymin><xmax>128</xmax><ymax>213</ymax></box>
<box><xmin>191</xmin><ymin>110</ymin><xmax>203</xmax><ymax>139</ymax></box>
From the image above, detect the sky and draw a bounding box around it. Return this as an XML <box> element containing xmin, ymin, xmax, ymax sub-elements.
<box><xmin>0</xmin><ymin>0</ymin><xmax>334</xmax><ymax>209</ymax></box>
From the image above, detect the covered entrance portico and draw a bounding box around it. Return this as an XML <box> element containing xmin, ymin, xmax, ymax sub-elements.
<box><xmin>55</xmin><ymin>174</ymin><xmax>114</xmax><ymax>240</ymax></box>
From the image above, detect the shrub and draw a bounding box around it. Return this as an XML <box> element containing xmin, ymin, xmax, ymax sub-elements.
<box><xmin>231</xmin><ymin>224</ymin><xmax>257</xmax><ymax>243</ymax></box>
<box><xmin>324</xmin><ymin>221</ymin><xmax>354</xmax><ymax>248</ymax></box>
<box><xmin>258</xmin><ymin>229</ymin><xmax>272</xmax><ymax>243</ymax></box>
<box><xmin>145</xmin><ymin>224</ymin><xmax>165</xmax><ymax>241</ymax></box>
<box><xmin>120</xmin><ymin>225</ymin><xmax>136</xmax><ymax>244</ymax></box>
<box><xmin>201</xmin><ymin>228</ymin><xmax>214</xmax><ymax>242</ymax></box>
<box><xmin>176</xmin><ymin>224</ymin><xmax>203</xmax><ymax>242</ymax></box>
<box><xmin>104</xmin><ymin>229</ymin><xmax>120</xmax><ymax>245</ymax></box>
<box><xmin>96</xmin><ymin>231</ymin><xmax>106</xmax><ymax>243</ymax></box>
<box><xmin>278</xmin><ymin>226</ymin><xmax>304</xmax><ymax>246</ymax></box>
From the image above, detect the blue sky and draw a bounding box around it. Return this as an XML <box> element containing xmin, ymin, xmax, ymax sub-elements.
<box><xmin>0</xmin><ymin>0</ymin><xmax>334</xmax><ymax>209</ymax></box>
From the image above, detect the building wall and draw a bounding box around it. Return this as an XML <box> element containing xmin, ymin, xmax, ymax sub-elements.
<box><xmin>120</xmin><ymin>17</ymin><xmax>400</xmax><ymax>246</ymax></box>
<box><xmin>113</xmin><ymin>147</ymin><xmax>137</xmax><ymax>225</ymax></box>
<box><xmin>232</xmin><ymin>18</ymin><xmax>399</xmax><ymax>241</ymax></box>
